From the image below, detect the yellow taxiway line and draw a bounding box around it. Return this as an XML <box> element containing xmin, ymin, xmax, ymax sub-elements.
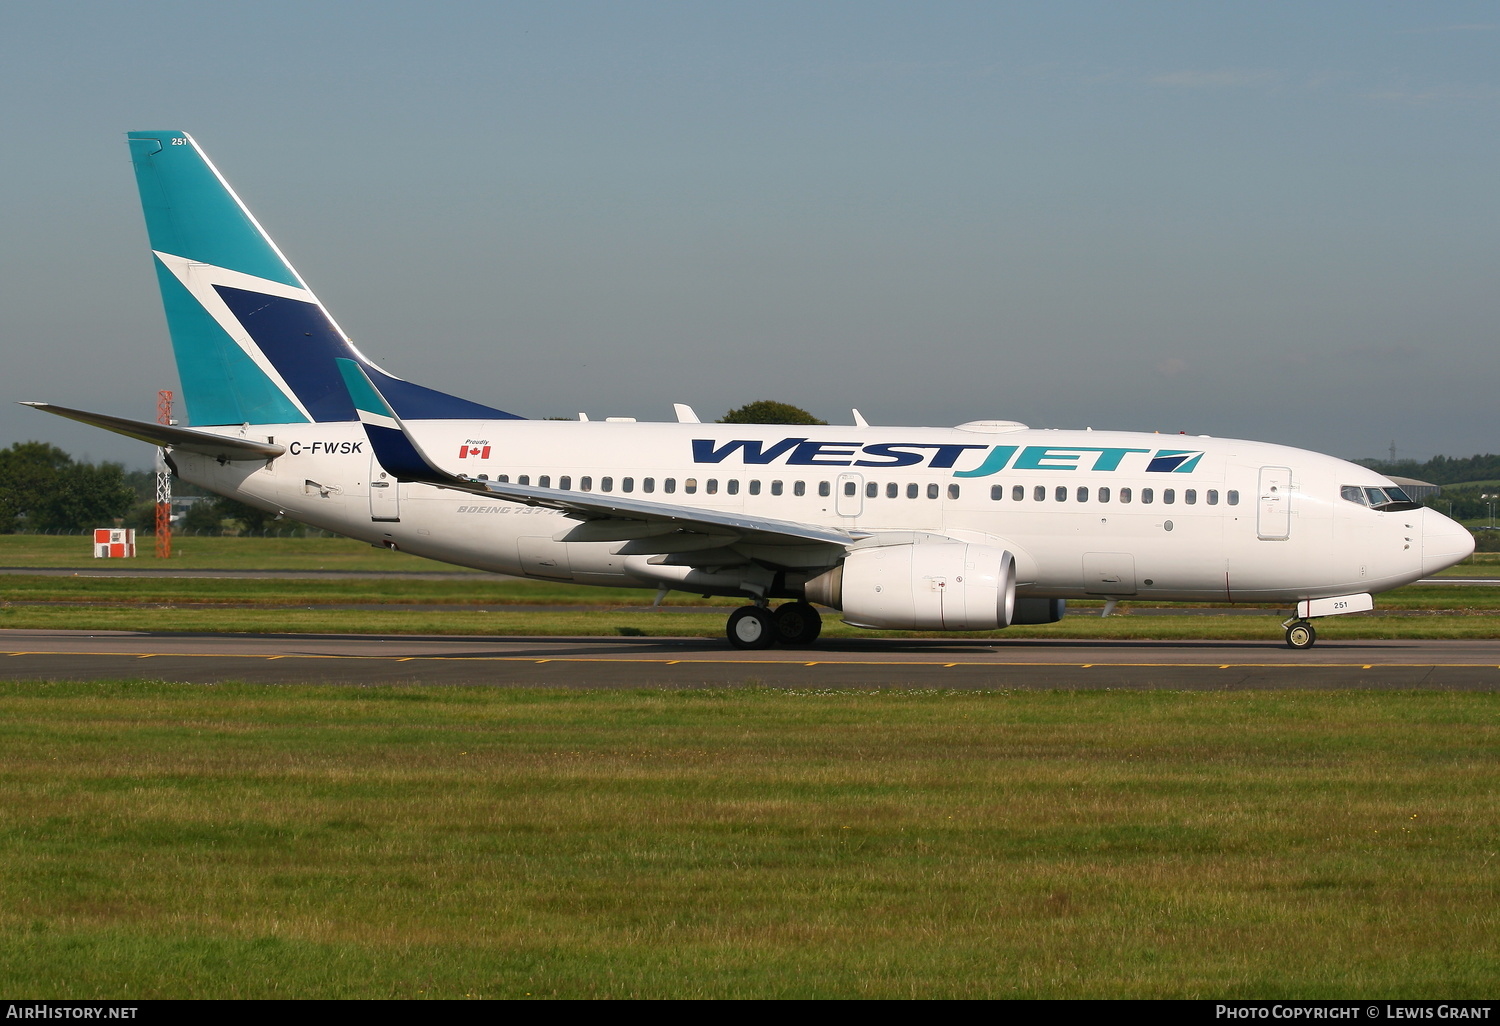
<box><xmin>4</xmin><ymin>650</ymin><xmax>1499</xmax><ymax>669</ymax></box>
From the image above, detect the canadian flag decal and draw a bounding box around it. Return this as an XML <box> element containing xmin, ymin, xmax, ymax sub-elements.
<box><xmin>458</xmin><ymin>445</ymin><xmax>491</xmax><ymax>460</ymax></box>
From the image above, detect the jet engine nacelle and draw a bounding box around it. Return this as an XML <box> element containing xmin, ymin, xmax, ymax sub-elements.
<box><xmin>806</xmin><ymin>541</ymin><xmax>1016</xmax><ymax>631</ymax></box>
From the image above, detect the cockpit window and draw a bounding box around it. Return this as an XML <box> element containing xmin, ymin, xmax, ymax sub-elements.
<box><xmin>1346</xmin><ymin>483</ymin><xmax>1421</xmax><ymax>512</ymax></box>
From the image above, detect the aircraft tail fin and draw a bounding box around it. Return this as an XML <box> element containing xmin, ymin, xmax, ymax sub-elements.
<box><xmin>127</xmin><ymin>131</ymin><xmax>520</xmax><ymax>426</ymax></box>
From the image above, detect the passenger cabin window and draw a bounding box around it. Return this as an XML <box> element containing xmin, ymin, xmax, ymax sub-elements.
<box><xmin>866</xmin><ymin>482</ymin><xmax>878</xmax><ymax>498</ymax></box>
<box><xmin>1077</xmin><ymin>486</ymin><xmax>1088</xmax><ymax>503</ymax></box>
<box><xmin>601</xmin><ymin>477</ymin><xmax>613</xmax><ymax>492</ymax></box>
<box><xmin>727</xmin><ymin>480</ymin><xmax>739</xmax><ymax>495</ymax></box>
<box><xmin>948</xmin><ymin>484</ymin><xmax>960</xmax><ymax>500</ymax></box>
<box><xmin>1141</xmin><ymin>488</ymin><xmax>1154</xmax><ymax>504</ymax></box>
<box><xmin>622</xmin><ymin>477</ymin><xmax>634</xmax><ymax>493</ymax></box>
<box><xmin>794</xmin><ymin>481</ymin><xmax>806</xmax><ymax>497</ymax></box>
<box><xmin>1120</xmin><ymin>487</ymin><xmax>1132</xmax><ymax>503</ymax></box>
<box><xmin>518</xmin><ymin>475</ymin><xmax>530</xmax><ymax>485</ymax></box>
<box><xmin>538</xmin><ymin>475</ymin><xmax>550</xmax><ymax>487</ymax></box>
<box><xmin>908</xmin><ymin>483</ymin><xmax>919</xmax><ymax>499</ymax></box>
<box><xmin>559</xmin><ymin>475</ymin><xmax>571</xmax><ymax>489</ymax></box>
<box><xmin>928</xmin><ymin>483</ymin><xmax>940</xmax><ymax>499</ymax></box>
<box><xmin>1055</xmin><ymin>486</ymin><xmax>1067</xmax><ymax>502</ymax></box>
<box><xmin>1207</xmin><ymin>489</ymin><xmax>1218</xmax><ymax>505</ymax></box>
<box><xmin>641</xmin><ymin>477</ymin><xmax>652</xmax><ymax>493</ymax></box>
<box><xmin>1185</xmin><ymin>489</ymin><xmax>1196</xmax><ymax>504</ymax></box>
<box><xmin>886</xmin><ymin>482</ymin><xmax>898</xmax><ymax>498</ymax></box>
<box><xmin>1163</xmin><ymin>488</ymin><xmax>1175</xmax><ymax>504</ymax></box>
<box><xmin>477</xmin><ymin>474</ymin><xmax>488</xmax><ymax>481</ymax></box>
<box><xmin>1227</xmin><ymin>490</ymin><xmax>1239</xmax><ymax>505</ymax></box>
<box><xmin>1034</xmin><ymin>485</ymin><xmax>1046</xmax><ymax>502</ymax></box>
<box><xmin>819</xmin><ymin>481</ymin><xmax>831</xmax><ymax>497</ymax></box>
<box><xmin>706</xmin><ymin>479</ymin><xmax>718</xmax><ymax>495</ymax></box>
<box><xmin>1098</xmin><ymin>486</ymin><xmax>1110</xmax><ymax>503</ymax></box>
<box><xmin>497</xmin><ymin>474</ymin><xmax>509</xmax><ymax>483</ymax></box>
<box><xmin>664</xmin><ymin>478</ymin><xmax>676</xmax><ymax>494</ymax></box>
<box><xmin>771</xmin><ymin>481</ymin><xmax>783</xmax><ymax>496</ymax></box>
<box><xmin>1013</xmin><ymin>485</ymin><xmax>1024</xmax><ymax>501</ymax></box>
<box><xmin>991</xmin><ymin>485</ymin><xmax>1003</xmax><ymax>501</ymax></box>
<box><xmin>844</xmin><ymin>481</ymin><xmax>857</xmax><ymax>496</ymax></box>
<box><xmin>580</xmin><ymin>476</ymin><xmax>591</xmax><ymax>491</ymax></box>
<box><xmin>684</xmin><ymin>478</ymin><xmax>697</xmax><ymax>494</ymax></box>
<box><xmin>750</xmin><ymin>481</ymin><xmax>762</xmax><ymax>495</ymax></box>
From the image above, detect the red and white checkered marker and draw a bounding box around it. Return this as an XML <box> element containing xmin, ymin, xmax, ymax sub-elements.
<box><xmin>93</xmin><ymin>528</ymin><xmax>136</xmax><ymax>558</ymax></box>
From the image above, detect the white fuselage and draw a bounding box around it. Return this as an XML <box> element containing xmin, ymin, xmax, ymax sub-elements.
<box><xmin>172</xmin><ymin>420</ymin><xmax>1473</xmax><ymax>606</ymax></box>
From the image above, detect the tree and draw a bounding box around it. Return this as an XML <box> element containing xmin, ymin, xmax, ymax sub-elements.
<box><xmin>32</xmin><ymin>462</ymin><xmax>135</xmax><ymax>532</ymax></box>
<box><xmin>179</xmin><ymin>495</ymin><xmax>280</xmax><ymax>536</ymax></box>
<box><xmin>717</xmin><ymin>400</ymin><xmax>826</xmax><ymax>425</ymax></box>
<box><xmin>181</xmin><ymin>498</ymin><xmax>227</xmax><ymax>535</ymax></box>
<box><xmin>214</xmin><ymin>497</ymin><xmax>278</xmax><ymax>535</ymax></box>
<box><xmin>0</xmin><ymin>442</ymin><xmax>133</xmax><ymax>532</ymax></box>
<box><xmin>0</xmin><ymin>442</ymin><xmax>73</xmax><ymax>532</ymax></box>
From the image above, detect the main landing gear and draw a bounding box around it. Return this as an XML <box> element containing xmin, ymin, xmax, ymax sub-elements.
<box><xmin>1283</xmin><ymin>618</ymin><xmax>1317</xmax><ymax>650</ymax></box>
<box><xmin>726</xmin><ymin>602</ymin><xmax>823</xmax><ymax>650</ymax></box>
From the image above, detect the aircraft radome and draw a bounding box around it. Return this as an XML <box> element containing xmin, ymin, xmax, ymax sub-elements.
<box><xmin>25</xmin><ymin>132</ymin><xmax>1476</xmax><ymax>650</ymax></box>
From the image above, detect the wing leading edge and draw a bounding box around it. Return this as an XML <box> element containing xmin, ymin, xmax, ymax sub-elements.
<box><xmin>335</xmin><ymin>359</ymin><xmax>862</xmax><ymax>551</ymax></box>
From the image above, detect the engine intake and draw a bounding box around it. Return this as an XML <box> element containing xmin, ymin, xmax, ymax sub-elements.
<box><xmin>806</xmin><ymin>541</ymin><xmax>1016</xmax><ymax>631</ymax></box>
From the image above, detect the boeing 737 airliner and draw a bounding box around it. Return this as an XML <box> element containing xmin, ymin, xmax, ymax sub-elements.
<box><xmin>25</xmin><ymin>132</ymin><xmax>1476</xmax><ymax>649</ymax></box>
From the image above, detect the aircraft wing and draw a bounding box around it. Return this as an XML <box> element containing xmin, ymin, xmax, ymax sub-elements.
<box><xmin>336</xmin><ymin>359</ymin><xmax>861</xmax><ymax>551</ymax></box>
<box><xmin>20</xmin><ymin>402</ymin><xmax>285</xmax><ymax>461</ymax></box>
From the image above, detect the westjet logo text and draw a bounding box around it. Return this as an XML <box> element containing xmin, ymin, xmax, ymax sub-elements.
<box><xmin>691</xmin><ymin>439</ymin><xmax>1204</xmax><ymax>476</ymax></box>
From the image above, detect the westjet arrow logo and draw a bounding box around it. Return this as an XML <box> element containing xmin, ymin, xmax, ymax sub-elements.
<box><xmin>691</xmin><ymin>439</ymin><xmax>1206</xmax><ymax>476</ymax></box>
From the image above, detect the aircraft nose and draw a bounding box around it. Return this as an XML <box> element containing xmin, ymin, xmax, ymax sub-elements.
<box><xmin>1420</xmin><ymin>507</ymin><xmax>1475</xmax><ymax>575</ymax></box>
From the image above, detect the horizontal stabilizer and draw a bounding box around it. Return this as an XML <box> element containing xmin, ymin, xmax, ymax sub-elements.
<box><xmin>20</xmin><ymin>402</ymin><xmax>284</xmax><ymax>461</ymax></box>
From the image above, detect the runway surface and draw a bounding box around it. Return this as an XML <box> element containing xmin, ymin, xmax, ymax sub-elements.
<box><xmin>4</xmin><ymin>629</ymin><xmax>1500</xmax><ymax>689</ymax></box>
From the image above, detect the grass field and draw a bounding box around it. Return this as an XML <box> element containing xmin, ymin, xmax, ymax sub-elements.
<box><xmin>0</xmin><ymin>534</ymin><xmax>484</xmax><ymax>572</ymax></box>
<box><xmin>3</xmin><ymin>572</ymin><xmax>1499</xmax><ymax>640</ymax></box>
<box><xmin>1</xmin><ymin>682</ymin><xmax>1495</xmax><ymax>999</ymax></box>
<box><xmin>4</xmin><ymin>533</ymin><xmax>1498</xmax><ymax>574</ymax></box>
<box><xmin>3</xmin><ymin>534</ymin><xmax>1498</xmax><ymax>640</ymax></box>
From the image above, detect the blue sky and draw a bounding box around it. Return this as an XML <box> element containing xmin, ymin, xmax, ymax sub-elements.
<box><xmin>2</xmin><ymin>1</ymin><xmax>1496</xmax><ymax>467</ymax></box>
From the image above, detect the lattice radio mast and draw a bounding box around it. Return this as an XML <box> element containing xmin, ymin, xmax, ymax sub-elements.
<box><xmin>155</xmin><ymin>390</ymin><xmax>173</xmax><ymax>559</ymax></box>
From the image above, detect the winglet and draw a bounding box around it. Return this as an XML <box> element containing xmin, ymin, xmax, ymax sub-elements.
<box><xmin>335</xmin><ymin>359</ymin><xmax>477</xmax><ymax>488</ymax></box>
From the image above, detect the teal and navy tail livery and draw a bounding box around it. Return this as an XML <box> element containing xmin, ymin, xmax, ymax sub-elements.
<box><xmin>128</xmin><ymin>131</ymin><xmax>518</xmax><ymax>427</ymax></box>
<box><xmin>23</xmin><ymin>131</ymin><xmax>1476</xmax><ymax>651</ymax></box>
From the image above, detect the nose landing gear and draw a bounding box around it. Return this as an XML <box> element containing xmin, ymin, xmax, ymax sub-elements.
<box><xmin>726</xmin><ymin>602</ymin><xmax>824</xmax><ymax>649</ymax></box>
<box><xmin>1283</xmin><ymin>618</ymin><xmax>1317</xmax><ymax>649</ymax></box>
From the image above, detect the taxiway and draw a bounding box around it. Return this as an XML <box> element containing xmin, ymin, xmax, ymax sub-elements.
<box><xmin>3</xmin><ymin>630</ymin><xmax>1499</xmax><ymax>689</ymax></box>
